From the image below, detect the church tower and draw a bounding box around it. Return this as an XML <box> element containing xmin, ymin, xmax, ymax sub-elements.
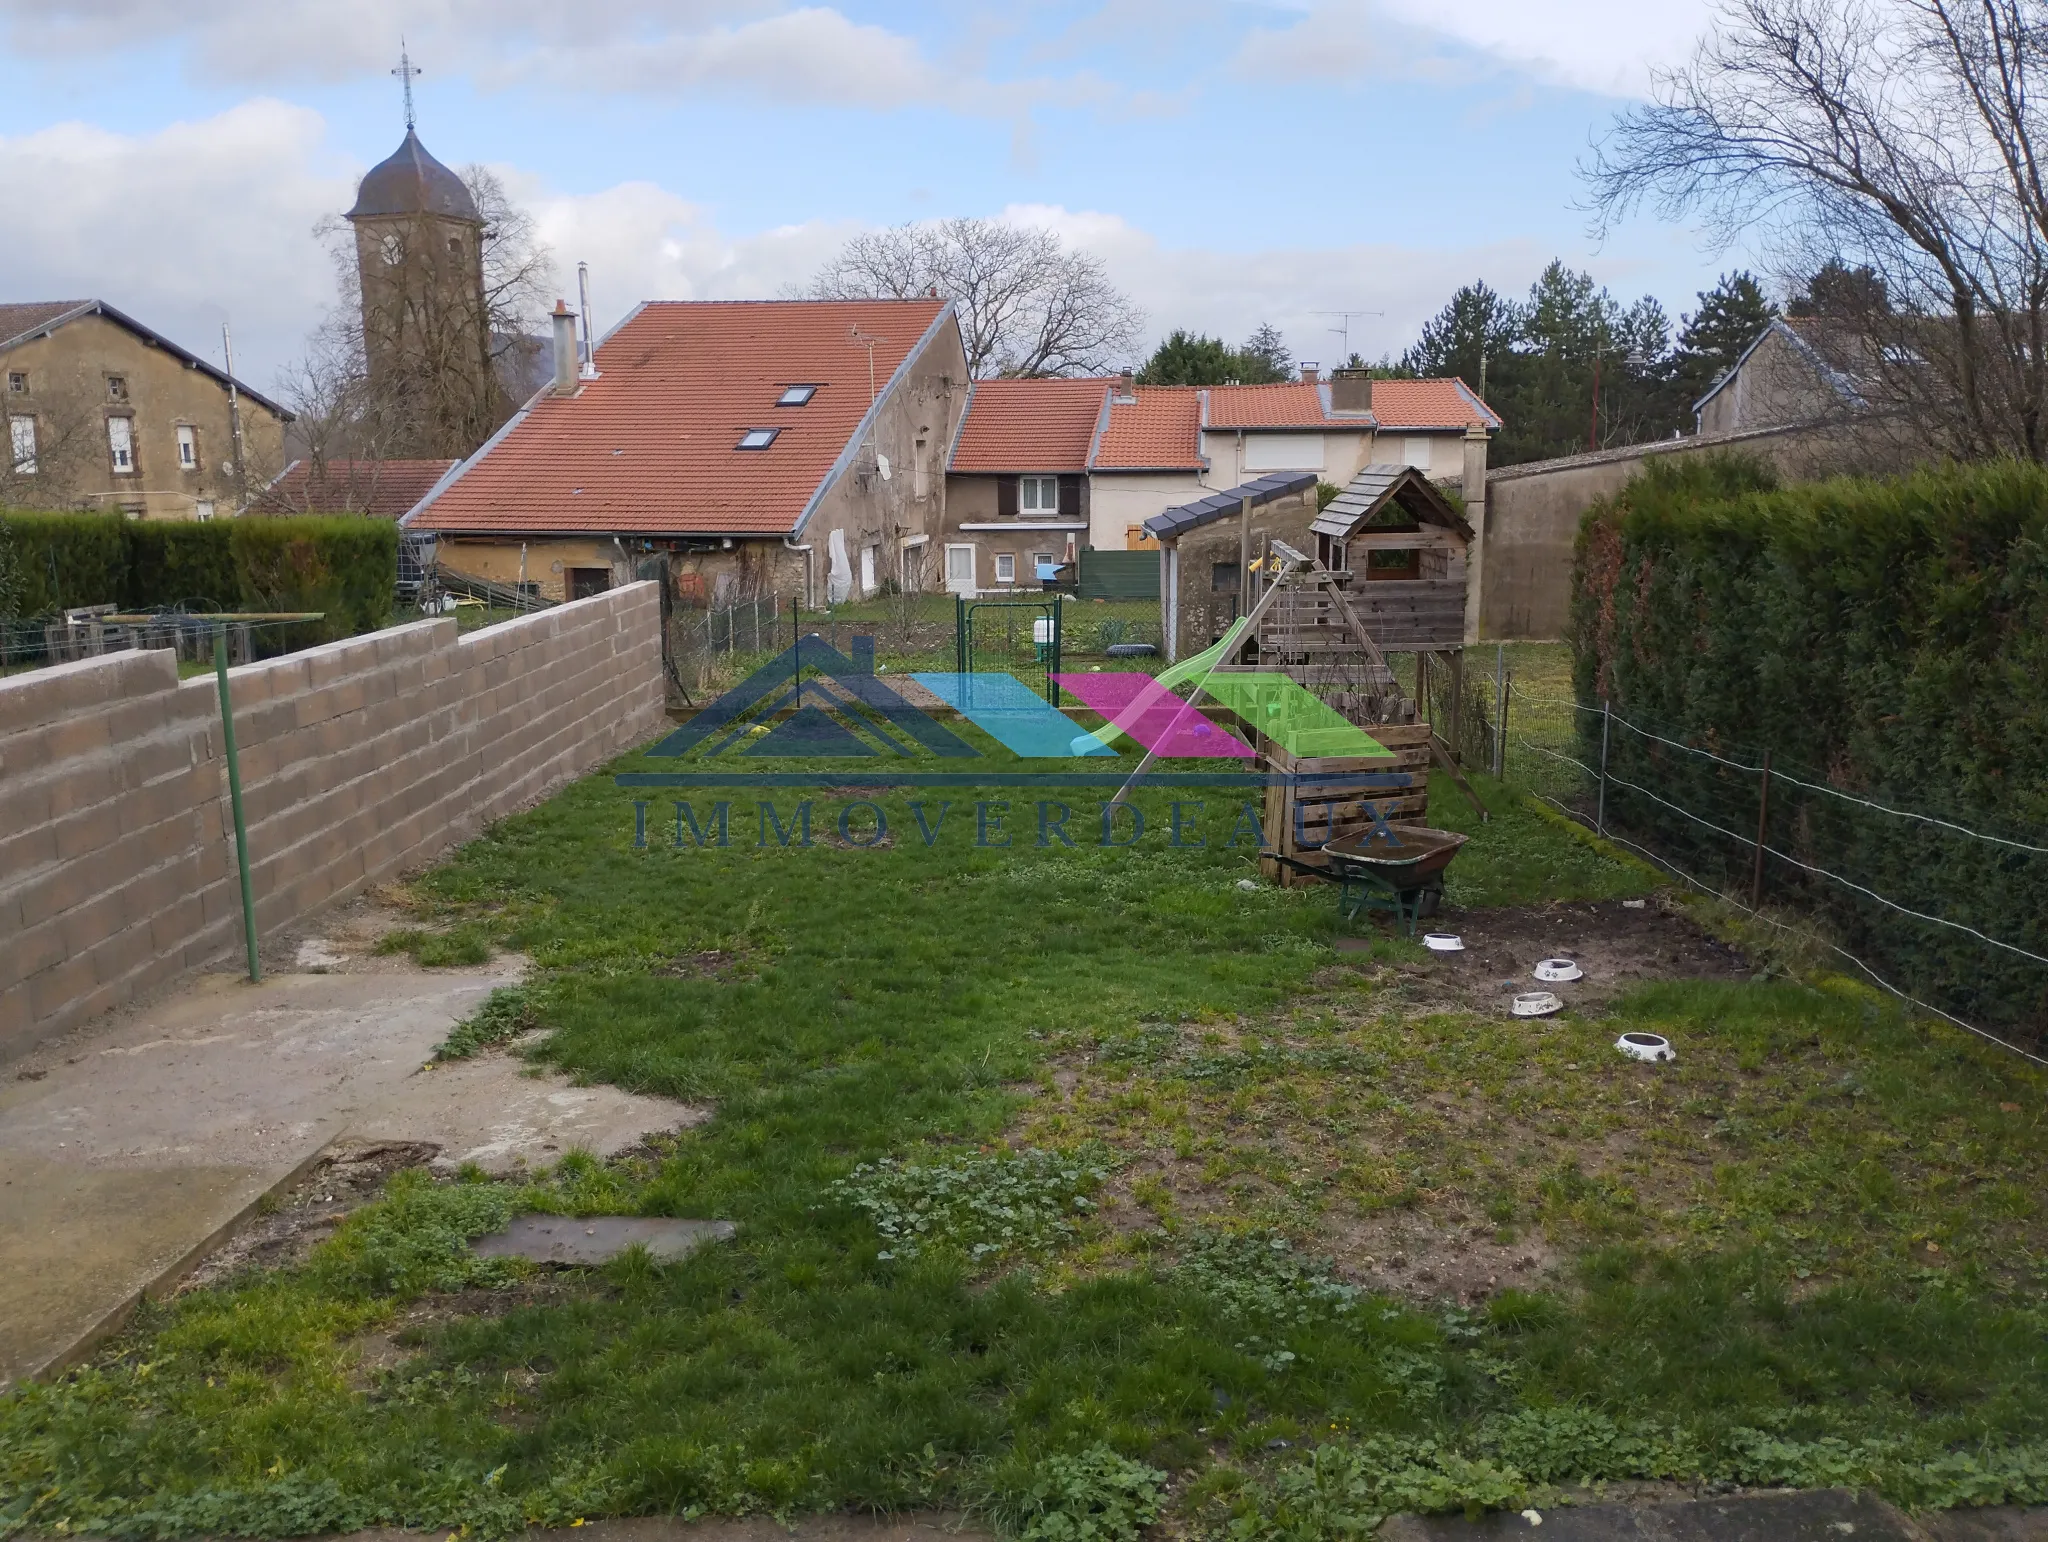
<box><xmin>346</xmin><ymin>53</ymin><xmax>503</xmax><ymax>458</ymax></box>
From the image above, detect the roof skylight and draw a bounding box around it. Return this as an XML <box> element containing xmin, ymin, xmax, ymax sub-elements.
<box><xmin>777</xmin><ymin>385</ymin><xmax>818</xmax><ymax>406</ymax></box>
<box><xmin>737</xmin><ymin>428</ymin><xmax>780</xmax><ymax>450</ymax></box>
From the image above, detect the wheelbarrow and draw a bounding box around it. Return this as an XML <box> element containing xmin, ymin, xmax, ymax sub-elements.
<box><xmin>1298</xmin><ymin>823</ymin><xmax>1471</xmax><ymax>937</ymax></box>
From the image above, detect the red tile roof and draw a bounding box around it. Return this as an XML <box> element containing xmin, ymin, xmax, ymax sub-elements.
<box><xmin>1365</xmin><ymin>378</ymin><xmax>1500</xmax><ymax>430</ymax></box>
<box><xmin>409</xmin><ymin>298</ymin><xmax>952</xmax><ymax>536</ymax></box>
<box><xmin>1094</xmin><ymin>387</ymin><xmax>1203</xmax><ymax>470</ymax></box>
<box><xmin>259</xmin><ymin>458</ymin><xmax>458</xmax><ymax>519</ymax></box>
<box><xmin>949</xmin><ymin>376</ymin><xmax>1110</xmax><ymax>473</ymax></box>
<box><xmin>1204</xmin><ymin>382</ymin><xmax>1343</xmax><ymax>430</ymax></box>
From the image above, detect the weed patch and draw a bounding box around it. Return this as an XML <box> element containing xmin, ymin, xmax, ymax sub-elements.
<box><xmin>827</xmin><ymin>1147</ymin><xmax>1114</xmax><ymax>1262</ymax></box>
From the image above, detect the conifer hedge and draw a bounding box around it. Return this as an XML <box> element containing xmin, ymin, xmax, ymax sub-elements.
<box><xmin>0</xmin><ymin>510</ymin><xmax>395</xmax><ymax>641</ymax></box>
<box><xmin>1570</xmin><ymin>454</ymin><xmax>2048</xmax><ymax>1040</ymax></box>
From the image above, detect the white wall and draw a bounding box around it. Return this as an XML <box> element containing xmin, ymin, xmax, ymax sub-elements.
<box><xmin>1086</xmin><ymin>471</ymin><xmax>1209</xmax><ymax>549</ymax></box>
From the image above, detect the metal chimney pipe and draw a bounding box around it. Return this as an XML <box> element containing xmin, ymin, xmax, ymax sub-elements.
<box><xmin>551</xmin><ymin>301</ymin><xmax>578</xmax><ymax>396</ymax></box>
<box><xmin>577</xmin><ymin>262</ymin><xmax>598</xmax><ymax>379</ymax></box>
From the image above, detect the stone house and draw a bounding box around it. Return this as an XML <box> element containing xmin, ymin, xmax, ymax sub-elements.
<box><xmin>0</xmin><ymin>300</ymin><xmax>289</xmax><ymax>520</ymax></box>
<box><xmin>1693</xmin><ymin>318</ymin><xmax>1867</xmax><ymax>435</ymax></box>
<box><xmin>940</xmin><ymin>368</ymin><xmax>1498</xmax><ymax>594</ymax></box>
<box><xmin>403</xmin><ymin>298</ymin><xmax>968</xmax><ymax>607</ymax></box>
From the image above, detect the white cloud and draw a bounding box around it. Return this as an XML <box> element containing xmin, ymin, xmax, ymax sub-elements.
<box><xmin>0</xmin><ymin>1</ymin><xmax>755</xmax><ymax>82</ymax></box>
<box><xmin>1237</xmin><ymin>0</ymin><xmax>1717</xmax><ymax>99</ymax></box>
<box><xmin>0</xmin><ymin>101</ymin><xmax>347</xmax><ymax>388</ymax></box>
<box><xmin>516</xmin><ymin>178</ymin><xmax>859</xmax><ymax>335</ymax></box>
<box><xmin>518</xmin><ymin>9</ymin><xmax>950</xmax><ymax>109</ymax></box>
<box><xmin>0</xmin><ymin>94</ymin><xmax>1694</xmax><ymax>405</ymax></box>
<box><xmin>0</xmin><ymin>0</ymin><xmax>1030</xmax><ymax>115</ymax></box>
<box><xmin>1001</xmin><ymin>202</ymin><xmax>1559</xmax><ymax>369</ymax></box>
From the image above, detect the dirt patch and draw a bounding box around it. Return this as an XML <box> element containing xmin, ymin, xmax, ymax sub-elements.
<box><xmin>180</xmin><ymin>1141</ymin><xmax>440</xmax><ymax>1290</ymax></box>
<box><xmin>254</xmin><ymin>888</ymin><xmax>444</xmax><ymax>979</ymax></box>
<box><xmin>344</xmin><ymin>1274</ymin><xmax>603</xmax><ymax>1393</ymax></box>
<box><xmin>1020</xmin><ymin>900</ymin><xmax>1757</xmax><ymax>1305</ymax></box>
<box><xmin>1336</xmin><ymin>897</ymin><xmax>1750</xmax><ymax>1016</ymax></box>
<box><xmin>661</xmin><ymin>950</ymin><xmax>741</xmax><ymax>978</ymax></box>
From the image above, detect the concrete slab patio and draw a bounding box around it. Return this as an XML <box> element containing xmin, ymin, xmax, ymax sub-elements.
<box><xmin>0</xmin><ymin>951</ymin><xmax>704</xmax><ymax>1389</ymax></box>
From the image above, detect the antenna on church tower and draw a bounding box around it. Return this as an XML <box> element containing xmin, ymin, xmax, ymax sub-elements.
<box><xmin>392</xmin><ymin>41</ymin><xmax>422</xmax><ymax>130</ymax></box>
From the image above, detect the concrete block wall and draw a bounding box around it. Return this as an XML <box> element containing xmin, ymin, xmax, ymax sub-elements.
<box><xmin>0</xmin><ymin>582</ymin><xmax>664</xmax><ymax>1060</ymax></box>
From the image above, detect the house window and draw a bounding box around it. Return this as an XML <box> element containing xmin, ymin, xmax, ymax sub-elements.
<box><xmin>776</xmin><ymin>385</ymin><xmax>818</xmax><ymax>406</ymax></box>
<box><xmin>177</xmin><ymin>425</ymin><xmax>198</xmax><ymax>469</ymax></box>
<box><xmin>121</xmin><ymin>503</ymin><xmax>144</xmax><ymax>520</ymax></box>
<box><xmin>994</xmin><ymin>551</ymin><xmax>1016</xmax><ymax>584</ymax></box>
<box><xmin>108</xmin><ymin>416</ymin><xmax>134</xmax><ymax>474</ymax></box>
<box><xmin>9</xmin><ymin>415</ymin><xmax>35</xmax><ymax>474</ymax></box>
<box><xmin>944</xmin><ymin>542</ymin><xmax>975</xmax><ymax>595</ymax></box>
<box><xmin>1402</xmin><ymin>435</ymin><xmax>1433</xmax><ymax>470</ymax></box>
<box><xmin>193</xmin><ymin>500</ymin><xmax>215</xmax><ymax>522</ymax></box>
<box><xmin>1019</xmin><ymin>475</ymin><xmax>1058</xmax><ymax>513</ymax></box>
<box><xmin>913</xmin><ymin>433</ymin><xmax>930</xmax><ymax>499</ymax></box>
<box><xmin>1031</xmin><ymin>550</ymin><xmax>1057</xmax><ymax>583</ymax></box>
<box><xmin>1212</xmin><ymin>561</ymin><xmax>1239</xmax><ymax>594</ymax></box>
<box><xmin>736</xmin><ymin>428</ymin><xmax>780</xmax><ymax>450</ymax></box>
<box><xmin>106</xmin><ymin>375</ymin><xmax>129</xmax><ymax>402</ymax></box>
<box><xmin>381</xmin><ymin>233</ymin><xmax>405</xmax><ymax>265</ymax></box>
<box><xmin>6</xmin><ymin>372</ymin><xmax>25</xmax><ymax>394</ymax></box>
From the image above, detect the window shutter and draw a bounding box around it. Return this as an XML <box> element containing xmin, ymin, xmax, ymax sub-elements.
<box><xmin>1058</xmin><ymin>475</ymin><xmax>1081</xmax><ymax>517</ymax></box>
<box><xmin>997</xmin><ymin>477</ymin><xmax>1018</xmax><ymax>518</ymax></box>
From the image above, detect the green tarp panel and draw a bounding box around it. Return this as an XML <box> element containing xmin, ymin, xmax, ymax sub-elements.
<box><xmin>1078</xmin><ymin>549</ymin><xmax>1160</xmax><ymax>600</ymax></box>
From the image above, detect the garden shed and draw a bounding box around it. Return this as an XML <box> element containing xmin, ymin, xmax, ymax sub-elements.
<box><xmin>1305</xmin><ymin>463</ymin><xmax>1474</xmax><ymax>651</ymax></box>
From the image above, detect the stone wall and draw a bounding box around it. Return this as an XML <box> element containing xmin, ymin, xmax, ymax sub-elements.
<box><xmin>1480</xmin><ymin>422</ymin><xmax>1879</xmax><ymax>640</ymax></box>
<box><xmin>0</xmin><ymin>582</ymin><xmax>664</xmax><ymax>1060</ymax></box>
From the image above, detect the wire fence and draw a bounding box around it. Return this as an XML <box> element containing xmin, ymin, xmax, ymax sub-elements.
<box><xmin>1500</xmin><ymin>682</ymin><xmax>2048</xmax><ymax>1061</ymax></box>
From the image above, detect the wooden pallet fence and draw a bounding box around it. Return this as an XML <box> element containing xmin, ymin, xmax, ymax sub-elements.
<box><xmin>1257</xmin><ymin>721</ymin><xmax>1433</xmax><ymax>888</ymax></box>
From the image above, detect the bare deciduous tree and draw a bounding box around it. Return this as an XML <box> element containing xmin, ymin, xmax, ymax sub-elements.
<box><xmin>805</xmin><ymin>218</ymin><xmax>1143</xmax><ymax>378</ymax></box>
<box><xmin>1</xmin><ymin>385</ymin><xmax>111</xmax><ymax>511</ymax></box>
<box><xmin>1585</xmin><ymin>0</ymin><xmax>2048</xmax><ymax>461</ymax></box>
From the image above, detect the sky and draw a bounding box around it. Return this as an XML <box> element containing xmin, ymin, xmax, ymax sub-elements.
<box><xmin>0</xmin><ymin>0</ymin><xmax>1746</xmax><ymax>394</ymax></box>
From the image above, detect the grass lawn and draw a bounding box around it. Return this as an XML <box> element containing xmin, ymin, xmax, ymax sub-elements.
<box><xmin>6</xmin><ymin>718</ymin><xmax>2048</xmax><ymax>1541</ymax></box>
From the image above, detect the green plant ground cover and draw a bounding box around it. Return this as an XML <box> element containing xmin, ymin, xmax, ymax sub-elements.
<box><xmin>6</xmin><ymin>717</ymin><xmax>2048</xmax><ymax>1542</ymax></box>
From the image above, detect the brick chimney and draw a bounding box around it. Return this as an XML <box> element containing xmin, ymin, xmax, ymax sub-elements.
<box><xmin>1329</xmin><ymin>369</ymin><xmax>1373</xmax><ymax>413</ymax></box>
<box><xmin>552</xmin><ymin>301</ymin><xmax>579</xmax><ymax>396</ymax></box>
<box><xmin>1114</xmin><ymin>370</ymin><xmax>1136</xmax><ymax>402</ymax></box>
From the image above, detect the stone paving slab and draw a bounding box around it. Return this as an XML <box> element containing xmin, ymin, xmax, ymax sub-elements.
<box><xmin>0</xmin><ymin>957</ymin><xmax>704</xmax><ymax>1389</ymax></box>
<box><xmin>472</xmin><ymin>1215</ymin><xmax>737</xmax><ymax>1265</ymax></box>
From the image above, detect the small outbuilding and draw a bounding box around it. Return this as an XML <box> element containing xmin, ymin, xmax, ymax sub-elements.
<box><xmin>1305</xmin><ymin>462</ymin><xmax>1475</xmax><ymax>652</ymax></box>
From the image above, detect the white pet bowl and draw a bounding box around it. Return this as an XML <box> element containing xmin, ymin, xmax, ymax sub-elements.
<box><xmin>1422</xmin><ymin>933</ymin><xmax>1464</xmax><ymax>952</ymax></box>
<box><xmin>1512</xmin><ymin>991</ymin><xmax>1563</xmax><ymax>1018</ymax></box>
<box><xmin>1615</xmin><ymin>1031</ymin><xmax>1675</xmax><ymax>1063</ymax></box>
<box><xmin>1533</xmin><ymin>958</ymin><xmax>1583</xmax><ymax>983</ymax></box>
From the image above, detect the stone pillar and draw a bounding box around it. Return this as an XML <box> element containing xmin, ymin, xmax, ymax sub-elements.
<box><xmin>1462</xmin><ymin>423</ymin><xmax>1490</xmax><ymax>644</ymax></box>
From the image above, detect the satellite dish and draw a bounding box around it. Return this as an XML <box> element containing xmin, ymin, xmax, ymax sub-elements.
<box><xmin>877</xmin><ymin>454</ymin><xmax>891</xmax><ymax>481</ymax></box>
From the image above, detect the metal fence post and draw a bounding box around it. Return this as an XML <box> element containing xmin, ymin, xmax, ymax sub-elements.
<box><xmin>1497</xmin><ymin>671</ymin><xmax>1510</xmax><ymax>782</ymax></box>
<box><xmin>1752</xmin><ymin>749</ymin><xmax>1773</xmax><ymax>908</ymax></box>
<box><xmin>1596</xmin><ymin>698</ymin><xmax>1612</xmax><ymax>837</ymax></box>
<box><xmin>213</xmin><ymin>631</ymin><xmax>261</xmax><ymax>984</ymax></box>
<box><xmin>752</xmin><ymin>597</ymin><xmax>760</xmax><ymax>653</ymax></box>
<box><xmin>1050</xmin><ymin>595</ymin><xmax>1063</xmax><ymax>707</ymax></box>
<box><xmin>1492</xmin><ymin>642</ymin><xmax>1506</xmax><ymax>779</ymax></box>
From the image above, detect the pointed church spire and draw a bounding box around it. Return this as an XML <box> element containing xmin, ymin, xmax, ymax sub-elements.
<box><xmin>392</xmin><ymin>41</ymin><xmax>421</xmax><ymax>130</ymax></box>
